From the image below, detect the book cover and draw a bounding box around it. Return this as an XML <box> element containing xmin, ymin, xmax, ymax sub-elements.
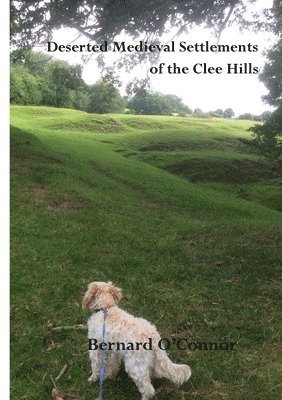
<box><xmin>10</xmin><ymin>1</ymin><xmax>281</xmax><ymax>399</ymax></box>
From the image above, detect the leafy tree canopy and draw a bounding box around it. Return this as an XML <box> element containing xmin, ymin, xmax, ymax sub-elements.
<box><xmin>11</xmin><ymin>0</ymin><xmax>275</xmax><ymax>48</ymax></box>
<box><xmin>10</xmin><ymin>65</ymin><xmax>42</xmax><ymax>105</ymax></box>
<box><xmin>128</xmin><ymin>90</ymin><xmax>191</xmax><ymax>115</ymax></box>
<box><xmin>260</xmin><ymin>38</ymin><xmax>282</xmax><ymax>107</ymax></box>
<box><xmin>238</xmin><ymin>112</ymin><xmax>254</xmax><ymax>120</ymax></box>
<box><xmin>251</xmin><ymin>4</ymin><xmax>281</xmax><ymax>162</ymax></box>
<box><xmin>223</xmin><ymin>108</ymin><xmax>235</xmax><ymax>118</ymax></box>
<box><xmin>249</xmin><ymin>106</ymin><xmax>282</xmax><ymax>161</ymax></box>
<box><xmin>11</xmin><ymin>50</ymin><xmax>90</xmax><ymax>110</ymax></box>
<box><xmin>215</xmin><ymin>109</ymin><xmax>224</xmax><ymax>117</ymax></box>
<box><xmin>87</xmin><ymin>80</ymin><xmax>126</xmax><ymax>113</ymax></box>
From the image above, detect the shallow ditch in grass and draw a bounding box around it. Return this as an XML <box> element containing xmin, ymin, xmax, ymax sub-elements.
<box><xmin>116</xmin><ymin>146</ymin><xmax>282</xmax><ymax>212</ymax></box>
<box><xmin>164</xmin><ymin>158</ymin><xmax>276</xmax><ymax>183</ymax></box>
<box><xmin>46</xmin><ymin>117</ymin><xmax>126</xmax><ymax>133</ymax></box>
<box><xmin>162</xmin><ymin>159</ymin><xmax>281</xmax><ymax>212</ymax></box>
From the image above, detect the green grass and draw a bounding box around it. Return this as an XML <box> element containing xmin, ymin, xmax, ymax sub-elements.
<box><xmin>10</xmin><ymin>106</ymin><xmax>282</xmax><ymax>400</ymax></box>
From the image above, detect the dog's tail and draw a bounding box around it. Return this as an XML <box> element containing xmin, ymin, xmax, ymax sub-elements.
<box><xmin>153</xmin><ymin>351</ymin><xmax>191</xmax><ymax>386</ymax></box>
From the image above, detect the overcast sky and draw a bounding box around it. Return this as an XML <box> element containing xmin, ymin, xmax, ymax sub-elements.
<box><xmin>37</xmin><ymin>0</ymin><xmax>276</xmax><ymax>117</ymax></box>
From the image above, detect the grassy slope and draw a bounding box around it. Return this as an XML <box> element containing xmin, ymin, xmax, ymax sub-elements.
<box><xmin>10</xmin><ymin>106</ymin><xmax>282</xmax><ymax>400</ymax></box>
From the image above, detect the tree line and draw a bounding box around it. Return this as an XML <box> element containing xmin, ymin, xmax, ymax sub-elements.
<box><xmin>11</xmin><ymin>50</ymin><xmax>238</xmax><ymax>118</ymax></box>
<box><xmin>10</xmin><ymin>1</ymin><xmax>281</xmax><ymax>161</ymax></box>
<box><xmin>10</xmin><ymin>48</ymin><xmax>281</xmax><ymax>160</ymax></box>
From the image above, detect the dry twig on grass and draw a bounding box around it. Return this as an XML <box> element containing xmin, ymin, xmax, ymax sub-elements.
<box><xmin>55</xmin><ymin>364</ymin><xmax>68</xmax><ymax>382</ymax></box>
<box><xmin>52</xmin><ymin>324</ymin><xmax>87</xmax><ymax>331</ymax></box>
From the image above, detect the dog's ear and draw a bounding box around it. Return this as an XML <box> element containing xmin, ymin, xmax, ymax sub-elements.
<box><xmin>110</xmin><ymin>285</ymin><xmax>122</xmax><ymax>304</ymax></box>
<box><xmin>82</xmin><ymin>283</ymin><xmax>99</xmax><ymax>309</ymax></box>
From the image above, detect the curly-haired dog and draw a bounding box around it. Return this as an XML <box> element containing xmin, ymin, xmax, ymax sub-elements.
<box><xmin>82</xmin><ymin>281</ymin><xmax>191</xmax><ymax>400</ymax></box>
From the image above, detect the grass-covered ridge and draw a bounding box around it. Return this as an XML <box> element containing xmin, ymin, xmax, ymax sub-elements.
<box><xmin>11</xmin><ymin>106</ymin><xmax>282</xmax><ymax>400</ymax></box>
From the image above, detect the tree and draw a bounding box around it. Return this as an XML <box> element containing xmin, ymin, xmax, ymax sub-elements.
<box><xmin>214</xmin><ymin>109</ymin><xmax>224</xmax><ymax>118</ymax></box>
<box><xmin>72</xmin><ymin>90</ymin><xmax>90</xmax><ymax>111</ymax></box>
<box><xmin>43</xmin><ymin>60</ymin><xmax>86</xmax><ymax>108</ymax></box>
<box><xmin>128</xmin><ymin>91</ymin><xmax>171</xmax><ymax>115</ymax></box>
<box><xmin>10</xmin><ymin>50</ymin><xmax>90</xmax><ymax>110</ymax></box>
<box><xmin>11</xmin><ymin>1</ymin><xmax>272</xmax><ymax>49</ymax></box>
<box><xmin>10</xmin><ymin>65</ymin><xmax>42</xmax><ymax>105</ymax></box>
<box><xmin>259</xmin><ymin>111</ymin><xmax>272</xmax><ymax>122</ymax></box>
<box><xmin>260</xmin><ymin>39</ymin><xmax>282</xmax><ymax>107</ymax></box>
<box><xmin>250</xmin><ymin>13</ymin><xmax>282</xmax><ymax>162</ymax></box>
<box><xmin>238</xmin><ymin>113</ymin><xmax>254</xmax><ymax>120</ymax></box>
<box><xmin>164</xmin><ymin>94</ymin><xmax>191</xmax><ymax>115</ymax></box>
<box><xmin>223</xmin><ymin>108</ymin><xmax>235</xmax><ymax>119</ymax></box>
<box><xmin>127</xmin><ymin>91</ymin><xmax>190</xmax><ymax>115</ymax></box>
<box><xmin>193</xmin><ymin>108</ymin><xmax>205</xmax><ymax>117</ymax></box>
<box><xmin>11</xmin><ymin>50</ymin><xmax>51</xmax><ymax>76</ymax></box>
<box><xmin>249</xmin><ymin>107</ymin><xmax>282</xmax><ymax>161</ymax></box>
<box><xmin>87</xmin><ymin>80</ymin><xmax>126</xmax><ymax>113</ymax></box>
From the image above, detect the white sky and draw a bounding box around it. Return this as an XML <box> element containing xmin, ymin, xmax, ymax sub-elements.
<box><xmin>36</xmin><ymin>0</ymin><xmax>276</xmax><ymax>116</ymax></box>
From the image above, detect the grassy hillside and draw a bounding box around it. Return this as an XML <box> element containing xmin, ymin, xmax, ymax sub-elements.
<box><xmin>10</xmin><ymin>106</ymin><xmax>282</xmax><ymax>400</ymax></box>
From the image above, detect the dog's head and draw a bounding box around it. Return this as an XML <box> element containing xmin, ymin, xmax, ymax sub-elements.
<box><xmin>82</xmin><ymin>281</ymin><xmax>122</xmax><ymax>311</ymax></box>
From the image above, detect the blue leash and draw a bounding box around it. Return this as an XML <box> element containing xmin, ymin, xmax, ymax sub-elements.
<box><xmin>99</xmin><ymin>309</ymin><xmax>108</xmax><ymax>400</ymax></box>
